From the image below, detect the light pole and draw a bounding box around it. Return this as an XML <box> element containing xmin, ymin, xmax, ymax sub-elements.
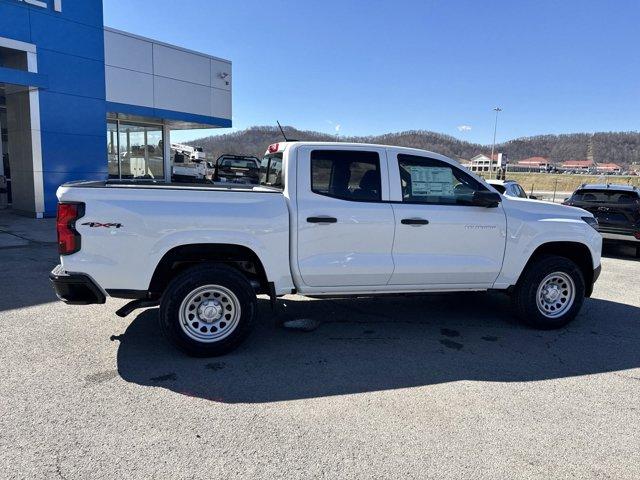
<box><xmin>490</xmin><ymin>107</ymin><xmax>502</xmax><ymax>178</ymax></box>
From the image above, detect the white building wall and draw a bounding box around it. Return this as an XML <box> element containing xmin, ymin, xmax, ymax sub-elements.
<box><xmin>103</xmin><ymin>28</ymin><xmax>232</xmax><ymax>122</ymax></box>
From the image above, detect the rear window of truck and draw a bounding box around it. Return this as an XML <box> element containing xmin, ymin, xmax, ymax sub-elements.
<box><xmin>571</xmin><ymin>189</ymin><xmax>639</xmax><ymax>204</ymax></box>
<box><xmin>259</xmin><ymin>153</ymin><xmax>284</xmax><ymax>189</ymax></box>
<box><xmin>221</xmin><ymin>159</ymin><xmax>259</xmax><ymax>169</ymax></box>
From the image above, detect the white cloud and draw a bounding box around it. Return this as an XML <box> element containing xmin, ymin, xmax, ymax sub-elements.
<box><xmin>326</xmin><ymin>120</ymin><xmax>341</xmax><ymax>135</ymax></box>
<box><xmin>457</xmin><ymin>125</ymin><xmax>472</xmax><ymax>132</ymax></box>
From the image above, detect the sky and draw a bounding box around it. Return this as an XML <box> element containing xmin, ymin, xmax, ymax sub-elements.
<box><xmin>103</xmin><ymin>0</ymin><xmax>640</xmax><ymax>144</ymax></box>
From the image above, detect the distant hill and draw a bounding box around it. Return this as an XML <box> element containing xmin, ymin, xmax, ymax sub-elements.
<box><xmin>190</xmin><ymin>127</ymin><xmax>640</xmax><ymax>168</ymax></box>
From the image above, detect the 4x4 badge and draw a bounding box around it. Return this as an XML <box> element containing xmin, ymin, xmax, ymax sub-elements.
<box><xmin>82</xmin><ymin>222</ymin><xmax>123</xmax><ymax>228</ymax></box>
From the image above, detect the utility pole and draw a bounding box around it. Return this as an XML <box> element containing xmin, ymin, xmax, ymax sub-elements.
<box><xmin>490</xmin><ymin>107</ymin><xmax>502</xmax><ymax>178</ymax></box>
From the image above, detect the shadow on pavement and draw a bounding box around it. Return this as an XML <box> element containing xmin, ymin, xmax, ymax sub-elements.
<box><xmin>0</xmin><ymin>211</ymin><xmax>58</xmax><ymax>311</ymax></box>
<box><xmin>0</xmin><ymin>244</ymin><xmax>59</xmax><ymax>312</ymax></box>
<box><xmin>602</xmin><ymin>242</ymin><xmax>639</xmax><ymax>261</ymax></box>
<box><xmin>115</xmin><ymin>292</ymin><xmax>640</xmax><ymax>403</ymax></box>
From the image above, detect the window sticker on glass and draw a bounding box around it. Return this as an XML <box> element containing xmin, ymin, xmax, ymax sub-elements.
<box><xmin>409</xmin><ymin>166</ymin><xmax>454</xmax><ymax>196</ymax></box>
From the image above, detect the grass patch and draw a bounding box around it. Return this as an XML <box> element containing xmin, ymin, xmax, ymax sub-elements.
<box><xmin>493</xmin><ymin>173</ymin><xmax>640</xmax><ymax>193</ymax></box>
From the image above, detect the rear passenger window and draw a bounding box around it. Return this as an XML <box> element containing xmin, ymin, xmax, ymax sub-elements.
<box><xmin>311</xmin><ymin>150</ymin><xmax>381</xmax><ymax>202</ymax></box>
<box><xmin>515</xmin><ymin>185</ymin><xmax>528</xmax><ymax>198</ymax></box>
<box><xmin>571</xmin><ymin>189</ymin><xmax>640</xmax><ymax>203</ymax></box>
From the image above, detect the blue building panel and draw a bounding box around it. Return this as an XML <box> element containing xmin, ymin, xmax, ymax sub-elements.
<box><xmin>106</xmin><ymin>102</ymin><xmax>232</xmax><ymax>129</ymax></box>
<box><xmin>42</xmin><ymin>169</ymin><xmax>106</xmax><ymax>213</ymax></box>
<box><xmin>29</xmin><ymin>10</ymin><xmax>104</xmax><ymax>61</ymax></box>
<box><xmin>38</xmin><ymin>49</ymin><xmax>105</xmax><ymax>99</ymax></box>
<box><xmin>39</xmin><ymin>91</ymin><xmax>106</xmax><ymax>136</ymax></box>
<box><xmin>29</xmin><ymin>1</ymin><xmax>107</xmax><ymax>215</ymax></box>
<box><xmin>0</xmin><ymin>1</ymin><xmax>31</xmax><ymax>43</ymax></box>
<box><xmin>39</xmin><ymin>131</ymin><xmax>107</xmax><ymax>174</ymax></box>
<box><xmin>0</xmin><ymin>67</ymin><xmax>48</xmax><ymax>89</ymax></box>
<box><xmin>31</xmin><ymin>0</ymin><xmax>104</xmax><ymax>28</ymax></box>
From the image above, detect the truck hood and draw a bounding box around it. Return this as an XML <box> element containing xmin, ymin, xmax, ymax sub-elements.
<box><xmin>501</xmin><ymin>196</ymin><xmax>591</xmax><ymax>219</ymax></box>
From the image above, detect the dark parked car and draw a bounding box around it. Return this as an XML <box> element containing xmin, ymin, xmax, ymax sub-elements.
<box><xmin>564</xmin><ymin>184</ymin><xmax>640</xmax><ymax>257</ymax></box>
<box><xmin>214</xmin><ymin>155</ymin><xmax>261</xmax><ymax>184</ymax></box>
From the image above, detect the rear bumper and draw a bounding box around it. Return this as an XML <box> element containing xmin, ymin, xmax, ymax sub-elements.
<box><xmin>49</xmin><ymin>265</ymin><xmax>106</xmax><ymax>305</ymax></box>
<box><xmin>600</xmin><ymin>231</ymin><xmax>640</xmax><ymax>243</ymax></box>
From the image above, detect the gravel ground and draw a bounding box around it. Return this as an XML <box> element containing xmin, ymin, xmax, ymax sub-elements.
<box><xmin>1</xmin><ymin>235</ymin><xmax>639</xmax><ymax>479</ymax></box>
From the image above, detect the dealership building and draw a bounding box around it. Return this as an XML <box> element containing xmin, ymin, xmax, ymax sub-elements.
<box><xmin>0</xmin><ymin>0</ymin><xmax>232</xmax><ymax>217</ymax></box>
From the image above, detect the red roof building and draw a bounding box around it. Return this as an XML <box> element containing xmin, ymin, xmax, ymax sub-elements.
<box><xmin>517</xmin><ymin>156</ymin><xmax>552</xmax><ymax>167</ymax></box>
<box><xmin>561</xmin><ymin>160</ymin><xmax>594</xmax><ymax>170</ymax></box>
<box><xmin>596</xmin><ymin>163</ymin><xmax>622</xmax><ymax>172</ymax></box>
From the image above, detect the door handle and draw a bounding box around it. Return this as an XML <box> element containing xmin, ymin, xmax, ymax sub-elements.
<box><xmin>401</xmin><ymin>218</ymin><xmax>429</xmax><ymax>225</ymax></box>
<box><xmin>307</xmin><ymin>216</ymin><xmax>337</xmax><ymax>224</ymax></box>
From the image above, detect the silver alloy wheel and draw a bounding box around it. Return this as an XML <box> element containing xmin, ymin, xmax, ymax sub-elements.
<box><xmin>178</xmin><ymin>285</ymin><xmax>241</xmax><ymax>343</ymax></box>
<box><xmin>535</xmin><ymin>272</ymin><xmax>575</xmax><ymax>318</ymax></box>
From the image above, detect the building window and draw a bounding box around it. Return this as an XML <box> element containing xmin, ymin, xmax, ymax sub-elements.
<box><xmin>107</xmin><ymin>120</ymin><xmax>164</xmax><ymax>180</ymax></box>
<box><xmin>0</xmin><ymin>46</ymin><xmax>28</xmax><ymax>71</ymax></box>
<box><xmin>107</xmin><ymin>121</ymin><xmax>119</xmax><ymax>178</ymax></box>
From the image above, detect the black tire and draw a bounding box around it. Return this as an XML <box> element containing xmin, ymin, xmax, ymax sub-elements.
<box><xmin>511</xmin><ymin>254</ymin><xmax>585</xmax><ymax>330</ymax></box>
<box><xmin>159</xmin><ymin>263</ymin><xmax>257</xmax><ymax>357</ymax></box>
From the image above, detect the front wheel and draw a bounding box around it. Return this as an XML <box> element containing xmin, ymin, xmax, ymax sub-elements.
<box><xmin>159</xmin><ymin>264</ymin><xmax>257</xmax><ymax>356</ymax></box>
<box><xmin>511</xmin><ymin>255</ymin><xmax>585</xmax><ymax>329</ymax></box>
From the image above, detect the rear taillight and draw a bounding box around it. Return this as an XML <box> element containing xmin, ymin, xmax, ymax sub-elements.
<box><xmin>56</xmin><ymin>202</ymin><xmax>84</xmax><ymax>255</ymax></box>
<box><xmin>634</xmin><ymin>231</ymin><xmax>640</xmax><ymax>240</ymax></box>
<box><xmin>267</xmin><ymin>143</ymin><xmax>279</xmax><ymax>153</ymax></box>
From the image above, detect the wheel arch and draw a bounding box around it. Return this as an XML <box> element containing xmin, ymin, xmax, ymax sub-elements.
<box><xmin>149</xmin><ymin>243</ymin><xmax>269</xmax><ymax>297</ymax></box>
<box><xmin>517</xmin><ymin>241</ymin><xmax>595</xmax><ymax>297</ymax></box>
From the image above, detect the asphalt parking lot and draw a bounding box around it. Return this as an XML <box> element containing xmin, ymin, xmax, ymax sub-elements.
<box><xmin>1</xmin><ymin>215</ymin><xmax>639</xmax><ymax>479</ymax></box>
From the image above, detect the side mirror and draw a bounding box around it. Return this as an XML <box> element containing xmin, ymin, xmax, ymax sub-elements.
<box><xmin>529</xmin><ymin>195</ymin><xmax>538</xmax><ymax>200</ymax></box>
<box><xmin>472</xmin><ymin>190</ymin><xmax>502</xmax><ymax>208</ymax></box>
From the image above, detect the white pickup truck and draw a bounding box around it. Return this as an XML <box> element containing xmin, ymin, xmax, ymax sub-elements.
<box><xmin>51</xmin><ymin>142</ymin><xmax>602</xmax><ymax>356</ymax></box>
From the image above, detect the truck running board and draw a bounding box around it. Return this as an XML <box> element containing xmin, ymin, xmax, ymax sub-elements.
<box><xmin>115</xmin><ymin>299</ymin><xmax>160</xmax><ymax>318</ymax></box>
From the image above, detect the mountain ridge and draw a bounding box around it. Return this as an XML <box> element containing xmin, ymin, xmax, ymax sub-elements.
<box><xmin>189</xmin><ymin>127</ymin><xmax>640</xmax><ymax>168</ymax></box>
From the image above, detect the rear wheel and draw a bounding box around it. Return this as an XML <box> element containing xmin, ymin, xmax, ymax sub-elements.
<box><xmin>511</xmin><ymin>255</ymin><xmax>585</xmax><ymax>329</ymax></box>
<box><xmin>159</xmin><ymin>264</ymin><xmax>257</xmax><ymax>356</ymax></box>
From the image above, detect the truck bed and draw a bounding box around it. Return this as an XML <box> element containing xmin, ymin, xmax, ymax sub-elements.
<box><xmin>56</xmin><ymin>181</ymin><xmax>293</xmax><ymax>295</ymax></box>
<box><xmin>62</xmin><ymin>180</ymin><xmax>281</xmax><ymax>194</ymax></box>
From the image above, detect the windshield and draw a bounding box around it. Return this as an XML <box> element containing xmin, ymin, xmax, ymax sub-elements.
<box><xmin>221</xmin><ymin>159</ymin><xmax>259</xmax><ymax>169</ymax></box>
<box><xmin>259</xmin><ymin>153</ymin><xmax>284</xmax><ymax>189</ymax></box>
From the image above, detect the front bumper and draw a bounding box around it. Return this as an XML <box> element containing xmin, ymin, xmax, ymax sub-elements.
<box><xmin>593</xmin><ymin>264</ymin><xmax>601</xmax><ymax>283</ymax></box>
<box><xmin>49</xmin><ymin>265</ymin><xmax>106</xmax><ymax>305</ymax></box>
<box><xmin>587</xmin><ymin>264</ymin><xmax>602</xmax><ymax>298</ymax></box>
